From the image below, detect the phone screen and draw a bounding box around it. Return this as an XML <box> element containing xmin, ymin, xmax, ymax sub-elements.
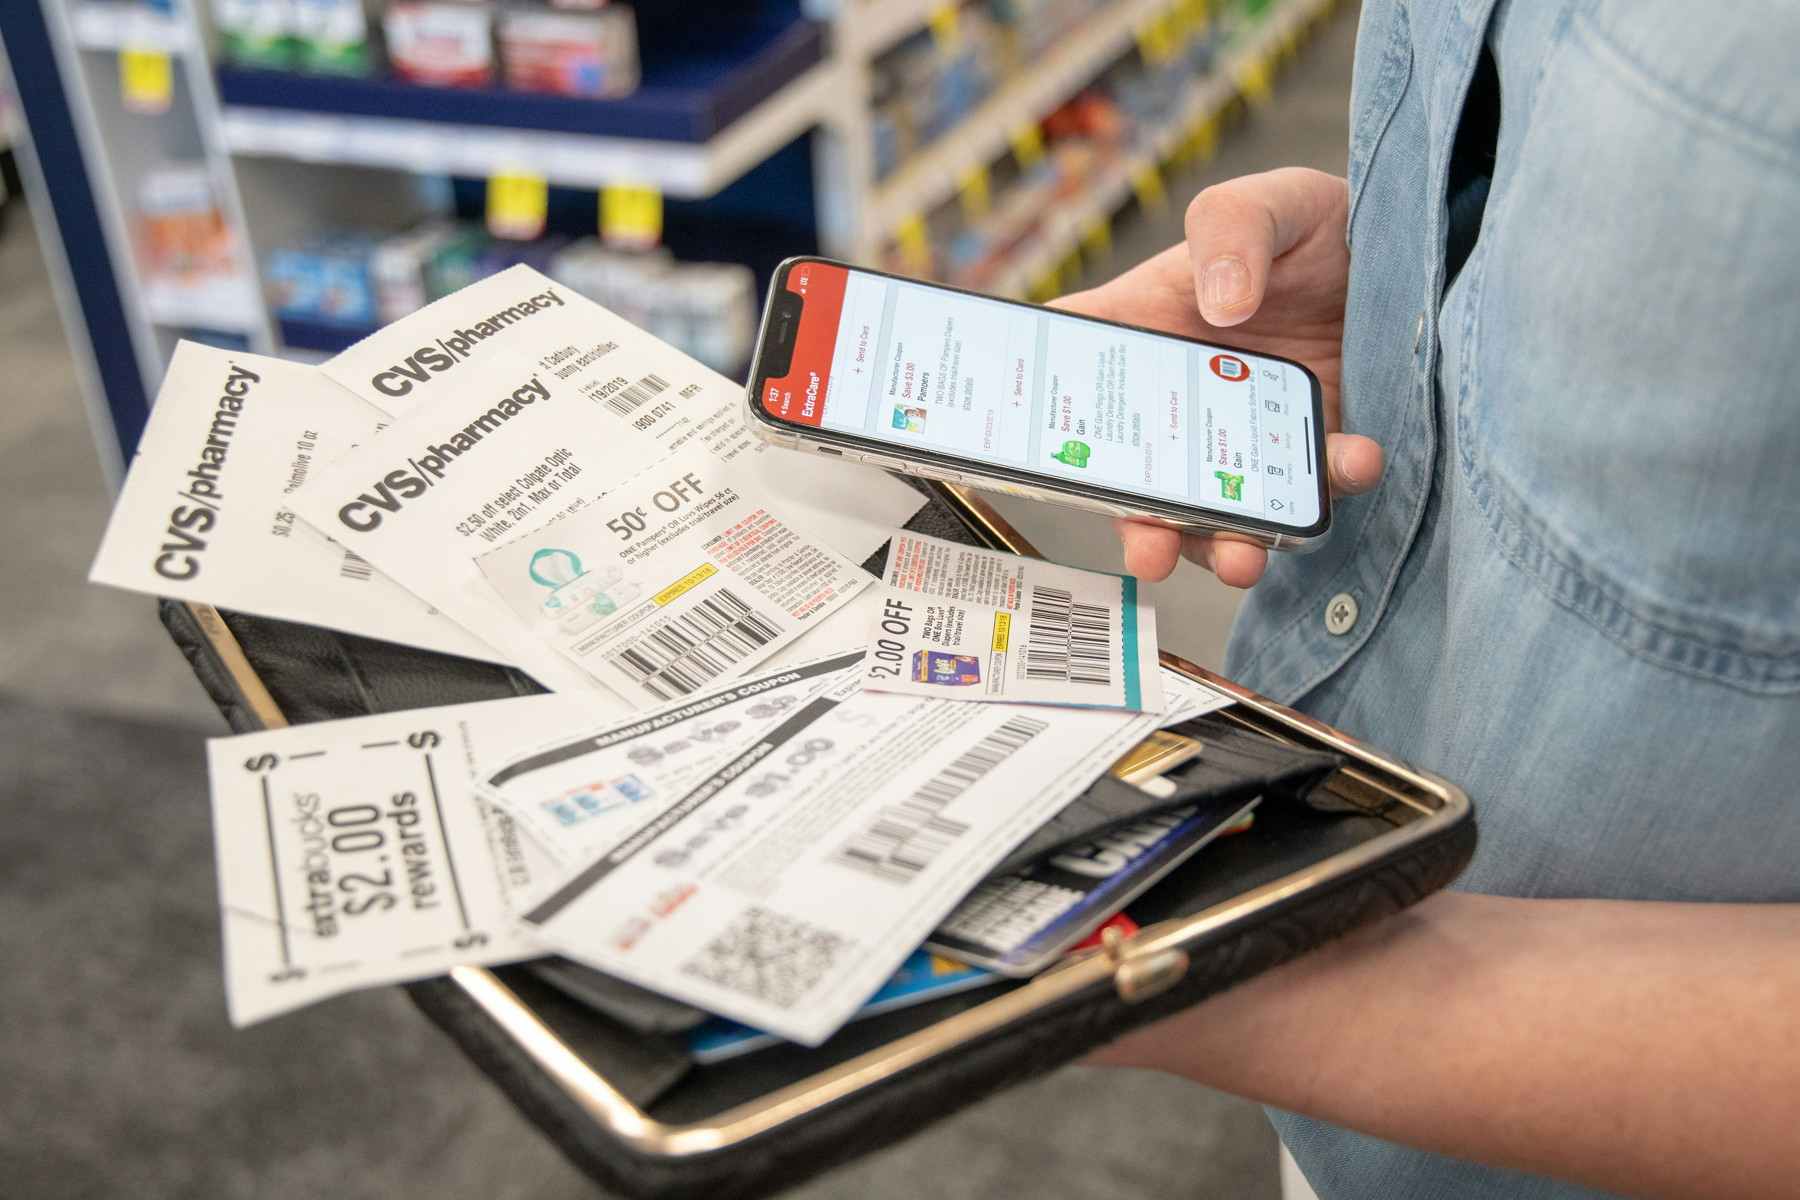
<box><xmin>753</xmin><ymin>259</ymin><xmax>1326</xmax><ymax>532</ymax></box>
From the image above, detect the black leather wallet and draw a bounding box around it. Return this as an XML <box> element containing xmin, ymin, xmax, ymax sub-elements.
<box><xmin>161</xmin><ymin>482</ymin><xmax>1475</xmax><ymax>1200</ymax></box>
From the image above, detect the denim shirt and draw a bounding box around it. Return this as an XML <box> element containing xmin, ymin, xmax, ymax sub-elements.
<box><xmin>1224</xmin><ymin>2</ymin><xmax>1800</xmax><ymax>1195</ymax></box>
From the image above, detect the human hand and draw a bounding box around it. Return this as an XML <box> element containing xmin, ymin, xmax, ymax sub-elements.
<box><xmin>1053</xmin><ymin>168</ymin><xmax>1383</xmax><ymax>585</ymax></box>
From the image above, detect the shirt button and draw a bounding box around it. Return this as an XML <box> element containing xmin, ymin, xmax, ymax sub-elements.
<box><xmin>1325</xmin><ymin>592</ymin><xmax>1359</xmax><ymax>636</ymax></box>
<box><xmin>1413</xmin><ymin>311</ymin><xmax>1426</xmax><ymax>353</ymax></box>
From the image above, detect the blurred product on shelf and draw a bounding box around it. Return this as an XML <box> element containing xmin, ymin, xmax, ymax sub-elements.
<box><xmin>369</xmin><ymin>220</ymin><xmax>469</xmax><ymax>318</ymax></box>
<box><xmin>554</xmin><ymin>244</ymin><xmax>755</xmax><ymax>375</ymax></box>
<box><xmin>497</xmin><ymin>4</ymin><xmax>639</xmax><ymax>97</ymax></box>
<box><xmin>868</xmin><ymin>0</ymin><xmax>1110</xmax><ymax>180</ymax></box>
<box><xmin>384</xmin><ymin>0</ymin><xmax>497</xmax><ymax>86</ymax></box>
<box><xmin>869</xmin><ymin>6</ymin><xmax>999</xmax><ymax>179</ymax></box>
<box><xmin>136</xmin><ymin>164</ymin><xmax>238</xmax><ymax>285</ymax></box>
<box><xmin>213</xmin><ymin>0</ymin><xmax>295</xmax><ymax>68</ymax></box>
<box><xmin>989</xmin><ymin>0</ymin><xmax>1112</xmax><ymax>58</ymax></box>
<box><xmin>214</xmin><ymin>0</ymin><xmax>375</xmax><ymax>73</ymax></box>
<box><xmin>269</xmin><ymin>225</ymin><xmax>755</xmax><ymax>372</ymax></box>
<box><xmin>292</xmin><ymin>0</ymin><xmax>375</xmax><ymax>74</ymax></box>
<box><xmin>878</xmin><ymin>5</ymin><xmax>1234</xmax><ymax>293</ymax></box>
<box><xmin>268</xmin><ymin>232</ymin><xmax>380</xmax><ymax>326</ymax></box>
<box><xmin>214</xmin><ymin>0</ymin><xmax>642</xmax><ymax>95</ymax></box>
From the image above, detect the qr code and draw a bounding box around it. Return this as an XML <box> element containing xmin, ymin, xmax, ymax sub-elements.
<box><xmin>680</xmin><ymin>906</ymin><xmax>849</xmax><ymax>1010</ymax></box>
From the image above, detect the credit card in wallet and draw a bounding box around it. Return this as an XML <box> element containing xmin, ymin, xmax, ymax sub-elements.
<box><xmin>927</xmin><ymin>795</ymin><xmax>1261</xmax><ymax>977</ymax></box>
<box><xmin>687</xmin><ymin>949</ymin><xmax>1000</xmax><ymax>1064</ymax></box>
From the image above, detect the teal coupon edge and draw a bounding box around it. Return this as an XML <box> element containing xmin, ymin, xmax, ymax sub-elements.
<box><xmin>1121</xmin><ymin>575</ymin><xmax>1142</xmax><ymax>711</ymax></box>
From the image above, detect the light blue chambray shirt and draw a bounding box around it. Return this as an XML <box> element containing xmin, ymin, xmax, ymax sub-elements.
<box><xmin>1223</xmin><ymin>1</ymin><xmax>1800</xmax><ymax>1196</ymax></box>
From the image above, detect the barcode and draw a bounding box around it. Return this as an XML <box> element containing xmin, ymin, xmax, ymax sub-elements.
<box><xmin>604</xmin><ymin>372</ymin><xmax>670</xmax><ymax>417</ymax></box>
<box><xmin>340</xmin><ymin>548</ymin><xmax>374</xmax><ymax>582</ymax></box>
<box><xmin>835</xmin><ymin>714</ymin><xmax>1049</xmax><ymax>883</ymax></box>
<box><xmin>608</xmin><ymin>588</ymin><xmax>781</xmax><ymax>700</ymax></box>
<box><xmin>1021</xmin><ymin>584</ymin><xmax>1112</xmax><ymax>686</ymax></box>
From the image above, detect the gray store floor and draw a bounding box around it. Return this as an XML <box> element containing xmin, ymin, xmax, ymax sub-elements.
<box><xmin>1</xmin><ymin>8</ymin><xmax>1355</xmax><ymax>1196</ymax></box>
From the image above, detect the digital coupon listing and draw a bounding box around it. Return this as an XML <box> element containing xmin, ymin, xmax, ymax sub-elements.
<box><xmin>760</xmin><ymin>260</ymin><xmax>1323</xmax><ymax>529</ymax></box>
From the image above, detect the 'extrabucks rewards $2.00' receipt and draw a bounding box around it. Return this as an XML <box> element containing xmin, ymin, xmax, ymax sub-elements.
<box><xmin>206</xmin><ymin>692</ymin><xmax>596</xmax><ymax>1025</ymax></box>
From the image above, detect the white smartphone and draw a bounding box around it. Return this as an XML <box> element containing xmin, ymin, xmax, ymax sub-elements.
<box><xmin>745</xmin><ymin>257</ymin><xmax>1331</xmax><ymax>549</ymax></box>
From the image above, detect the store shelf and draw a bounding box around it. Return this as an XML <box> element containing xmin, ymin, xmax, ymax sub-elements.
<box><xmin>988</xmin><ymin>0</ymin><xmax>1329</xmax><ymax>298</ymax></box>
<box><xmin>144</xmin><ymin>272</ymin><xmax>262</xmax><ymax>333</ymax></box>
<box><xmin>277</xmin><ymin>315</ymin><xmax>374</xmax><ymax>356</ymax></box>
<box><xmin>217</xmin><ymin>19</ymin><xmax>836</xmax><ymax>196</ymax></box>
<box><xmin>69</xmin><ymin>2</ymin><xmax>193</xmax><ymax>55</ymax></box>
<box><xmin>852</xmin><ymin>0</ymin><xmax>940</xmax><ymax>59</ymax></box>
<box><xmin>865</xmin><ymin>0</ymin><xmax>1167</xmax><ymax>238</ymax></box>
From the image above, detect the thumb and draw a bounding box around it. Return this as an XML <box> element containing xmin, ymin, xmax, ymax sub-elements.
<box><xmin>1186</xmin><ymin>167</ymin><xmax>1340</xmax><ymax>326</ymax></box>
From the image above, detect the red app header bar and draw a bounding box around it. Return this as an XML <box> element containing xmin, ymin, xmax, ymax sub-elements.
<box><xmin>763</xmin><ymin>260</ymin><xmax>847</xmax><ymax>429</ymax></box>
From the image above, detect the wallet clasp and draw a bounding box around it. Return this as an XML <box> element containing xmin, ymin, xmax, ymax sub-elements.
<box><xmin>1101</xmin><ymin>924</ymin><xmax>1191</xmax><ymax>1004</ymax></box>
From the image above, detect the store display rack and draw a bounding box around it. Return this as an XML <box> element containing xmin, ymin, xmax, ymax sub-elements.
<box><xmin>4</xmin><ymin>0</ymin><xmax>1343</xmax><ymax>478</ymax></box>
<box><xmin>992</xmin><ymin>0</ymin><xmax>1328</xmax><ymax>300</ymax></box>
<box><xmin>216</xmin><ymin>18</ymin><xmax>833</xmax><ymax>193</ymax></box>
<box><xmin>862</xmin><ymin>0</ymin><xmax>1168</xmax><ymax>243</ymax></box>
<box><xmin>69</xmin><ymin>2</ymin><xmax>195</xmax><ymax>54</ymax></box>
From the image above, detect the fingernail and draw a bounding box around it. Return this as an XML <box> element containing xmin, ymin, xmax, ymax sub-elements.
<box><xmin>1332</xmin><ymin>446</ymin><xmax>1368</xmax><ymax>492</ymax></box>
<box><xmin>1202</xmin><ymin>257</ymin><xmax>1252</xmax><ymax>314</ymax></box>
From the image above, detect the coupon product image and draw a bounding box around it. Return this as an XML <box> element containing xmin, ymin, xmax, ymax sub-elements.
<box><xmin>479</xmin><ymin>649</ymin><xmax>868</xmax><ymax>864</ymax></box>
<box><xmin>204</xmin><ymin>692</ymin><xmax>597</xmax><ymax>1025</ymax></box>
<box><xmin>862</xmin><ymin>532</ymin><xmax>1164</xmax><ymax>712</ymax></box>
<box><xmin>475</xmin><ymin>436</ymin><xmax>869</xmax><ymax>707</ymax></box>
<box><xmin>520</xmin><ymin>676</ymin><xmax>1157</xmax><ymax>1046</ymax></box>
<box><xmin>88</xmin><ymin>342</ymin><xmax>492</xmax><ymax>661</ymax></box>
<box><xmin>913</xmin><ymin>650</ymin><xmax>980</xmax><ymax>686</ymax></box>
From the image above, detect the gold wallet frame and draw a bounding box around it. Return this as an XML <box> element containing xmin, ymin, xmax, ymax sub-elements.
<box><xmin>185</xmin><ymin>482</ymin><xmax>1470</xmax><ymax>1161</ymax></box>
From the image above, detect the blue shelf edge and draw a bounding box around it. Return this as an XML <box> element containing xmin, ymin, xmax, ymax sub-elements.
<box><xmin>279</xmin><ymin>316</ymin><xmax>375</xmax><ymax>355</ymax></box>
<box><xmin>217</xmin><ymin>19</ymin><xmax>825</xmax><ymax>143</ymax></box>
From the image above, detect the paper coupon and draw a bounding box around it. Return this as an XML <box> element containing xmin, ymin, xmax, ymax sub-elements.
<box><xmin>323</xmin><ymin>265</ymin><xmax>690</xmax><ymax>427</ymax></box>
<box><xmin>862</xmin><ymin>532</ymin><xmax>1163</xmax><ymax>712</ymax></box>
<box><xmin>686</xmin><ymin>948</ymin><xmax>999</xmax><ymax>1063</ymax></box>
<box><xmin>299</xmin><ymin>268</ymin><xmax>923</xmax><ymax>697</ymax></box>
<box><xmin>291</xmin><ymin>355</ymin><xmax>651</xmax><ymax>694</ymax></box>
<box><xmin>89</xmin><ymin>343</ymin><xmax>493</xmax><ymax>661</ymax></box>
<box><xmin>206</xmin><ymin>692</ymin><xmax>599</xmax><ymax>1025</ymax></box>
<box><xmin>321</xmin><ymin>263</ymin><xmax>925</xmax><ymax>566</ymax></box>
<box><xmin>479</xmin><ymin>649</ymin><xmax>867</xmax><ymax>870</ymax></box>
<box><xmin>1158</xmin><ymin>667</ymin><xmax>1235</xmax><ymax>727</ymax></box>
<box><xmin>475</xmin><ymin>435</ymin><xmax>869</xmax><ymax>706</ymax></box>
<box><xmin>520</xmin><ymin>682</ymin><xmax>1157</xmax><ymax>1045</ymax></box>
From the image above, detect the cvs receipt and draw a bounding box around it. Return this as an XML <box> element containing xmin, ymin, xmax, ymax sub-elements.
<box><xmin>89</xmin><ymin>343</ymin><xmax>493</xmax><ymax>661</ymax></box>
